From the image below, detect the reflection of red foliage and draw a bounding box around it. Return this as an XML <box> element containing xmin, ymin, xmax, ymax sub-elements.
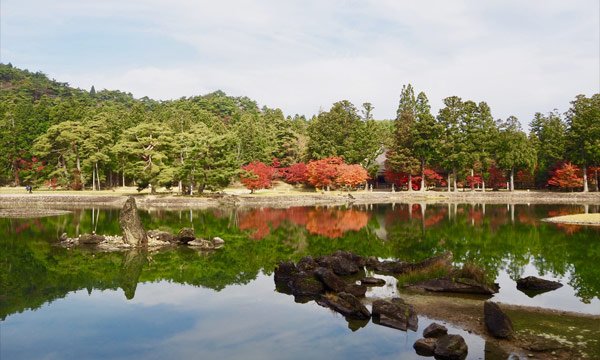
<box><xmin>306</xmin><ymin>208</ymin><xmax>369</xmax><ymax>238</ymax></box>
<box><xmin>240</xmin><ymin>161</ymin><xmax>276</xmax><ymax>192</ymax></box>
<box><xmin>237</xmin><ymin>206</ymin><xmax>369</xmax><ymax>239</ymax></box>
<box><xmin>306</xmin><ymin>157</ymin><xmax>343</xmax><ymax>189</ymax></box>
<box><xmin>468</xmin><ymin>208</ymin><xmax>483</xmax><ymax>225</ymax></box>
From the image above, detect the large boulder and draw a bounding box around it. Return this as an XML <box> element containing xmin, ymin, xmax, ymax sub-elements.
<box><xmin>484</xmin><ymin>301</ymin><xmax>513</xmax><ymax>339</ymax></box>
<box><xmin>516</xmin><ymin>276</ymin><xmax>562</xmax><ymax>296</ymax></box>
<box><xmin>314</xmin><ymin>267</ymin><xmax>347</xmax><ymax>292</ymax></box>
<box><xmin>371</xmin><ymin>298</ymin><xmax>418</xmax><ymax>331</ymax></box>
<box><xmin>318</xmin><ymin>292</ymin><xmax>370</xmax><ymax>320</ymax></box>
<box><xmin>413</xmin><ymin>338</ymin><xmax>437</xmax><ymax>357</ymax></box>
<box><xmin>176</xmin><ymin>228</ymin><xmax>196</xmax><ymax>244</ymax></box>
<box><xmin>423</xmin><ymin>322</ymin><xmax>448</xmax><ymax>338</ymax></box>
<box><xmin>119</xmin><ymin>196</ymin><xmax>147</xmax><ymax>246</ymax></box>
<box><xmin>290</xmin><ymin>272</ymin><xmax>325</xmax><ymax>297</ymax></box>
<box><xmin>433</xmin><ymin>334</ymin><xmax>468</xmax><ymax>360</ymax></box>
<box><xmin>297</xmin><ymin>256</ymin><xmax>319</xmax><ymax>272</ymax></box>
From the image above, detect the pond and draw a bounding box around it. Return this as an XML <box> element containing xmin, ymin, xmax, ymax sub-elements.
<box><xmin>1</xmin><ymin>203</ymin><xmax>599</xmax><ymax>359</ymax></box>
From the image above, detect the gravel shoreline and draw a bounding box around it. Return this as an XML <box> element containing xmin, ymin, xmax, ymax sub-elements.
<box><xmin>1</xmin><ymin>191</ymin><xmax>599</xmax><ymax>215</ymax></box>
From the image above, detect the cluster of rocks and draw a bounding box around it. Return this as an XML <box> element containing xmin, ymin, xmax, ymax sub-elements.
<box><xmin>413</xmin><ymin>323</ymin><xmax>468</xmax><ymax>360</ymax></box>
<box><xmin>60</xmin><ymin>196</ymin><xmax>224</xmax><ymax>251</ymax></box>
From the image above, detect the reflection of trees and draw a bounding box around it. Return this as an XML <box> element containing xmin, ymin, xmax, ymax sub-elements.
<box><xmin>237</xmin><ymin>207</ymin><xmax>370</xmax><ymax>239</ymax></box>
<box><xmin>1</xmin><ymin>203</ymin><xmax>599</xmax><ymax>318</ymax></box>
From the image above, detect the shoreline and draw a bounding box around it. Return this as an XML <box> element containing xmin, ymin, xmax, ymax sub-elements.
<box><xmin>1</xmin><ymin>189</ymin><xmax>600</xmax><ymax>212</ymax></box>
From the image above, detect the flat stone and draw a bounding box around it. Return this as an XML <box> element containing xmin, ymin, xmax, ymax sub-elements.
<box><xmin>319</xmin><ymin>292</ymin><xmax>370</xmax><ymax>320</ymax></box>
<box><xmin>372</xmin><ymin>298</ymin><xmax>418</xmax><ymax>331</ymax></box>
<box><xmin>517</xmin><ymin>276</ymin><xmax>562</xmax><ymax>296</ymax></box>
<box><xmin>360</xmin><ymin>277</ymin><xmax>386</xmax><ymax>286</ymax></box>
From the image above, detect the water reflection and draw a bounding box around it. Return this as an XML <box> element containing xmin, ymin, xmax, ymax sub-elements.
<box><xmin>1</xmin><ymin>203</ymin><xmax>599</xmax><ymax>321</ymax></box>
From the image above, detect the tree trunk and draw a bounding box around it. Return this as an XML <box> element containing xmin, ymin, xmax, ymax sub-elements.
<box><xmin>420</xmin><ymin>159</ymin><xmax>426</xmax><ymax>191</ymax></box>
<box><xmin>582</xmin><ymin>166</ymin><xmax>588</xmax><ymax>192</ymax></box>
<box><xmin>510</xmin><ymin>168</ymin><xmax>515</xmax><ymax>192</ymax></box>
<box><xmin>178</xmin><ymin>180</ymin><xmax>182</xmax><ymax>195</ymax></box>
<box><xmin>447</xmin><ymin>173</ymin><xmax>451</xmax><ymax>192</ymax></box>
<box><xmin>470</xmin><ymin>169</ymin><xmax>474</xmax><ymax>191</ymax></box>
<box><xmin>96</xmin><ymin>162</ymin><xmax>101</xmax><ymax>191</ymax></box>
<box><xmin>92</xmin><ymin>164</ymin><xmax>96</xmax><ymax>191</ymax></box>
<box><xmin>408</xmin><ymin>174</ymin><xmax>413</xmax><ymax>192</ymax></box>
<box><xmin>13</xmin><ymin>159</ymin><xmax>20</xmax><ymax>186</ymax></box>
<box><xmin>595</xmin><ymin>168</ymin><xmax>599</xmax><ymax>192</ymax></box>
<box><xmin>75</xmin><ymin>146</ymin><xmax>84</xmax><ymax>190</ymax></box>
<box><xmin>482</xmin><ymin>179</ymin><xmax>486</xmax><ymax>192</ymax></box>
<box><xmin>453</xmin><ymin>169</ymin><xmax>458</xmax><ymax>192</ymax></box>
<box><xmin>122</xmin><ymin>171</ymin><xmax>125</xmax><ymax>187</ymax></box>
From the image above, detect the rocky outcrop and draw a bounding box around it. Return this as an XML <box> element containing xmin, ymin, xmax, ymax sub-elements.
<box><xmin>484</xmin><ymin>301</ymin><xmax>513</xmax><ymax>339</ymax></box>
<box><xmin>119</xmin><ymin>196</ymin><xmax>147</xmax><ymax>246</ymax></box>
<box><xmin>516</xmin><ymin>276</ymin><xmax>562</xmax><ymax>296</ymax></box>
<box><xmin>433</xmin><ymin>334</ymin><xmax>468</xmax><ymax>360</ymax></box>
<box><xmin>372</xmin><ymin>298</ymin><xmax>418</xmax><ymax>331</ymax></box>
<box><xmin>423</xmin><ymin>322</ymin><xmax>448</xmax><ymax>338</ymax></box>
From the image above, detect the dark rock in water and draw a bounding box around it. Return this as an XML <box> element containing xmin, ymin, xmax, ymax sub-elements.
<box><xmin>79</xmin><ymin>233</ymin><xmax>106</xmax><ymax>245</ymax></box>
<box><xmin>274</xmin><ymin>261</ymin><xmax>298</xmax><ymax>292</ymax></box>
<box><xmin>413</xmin><ymin>337</ymin><xmax>437</xmax><ymax>356</ymax></box>
<box><xmin>372</xmin><ymin>298</ymin><xmax>418</xmax><ymax>331</ymax></box>
<box><xmin>347</xmin><ymin>318</ymin><xmax>370</xmax><ymax>332</ymax></box>
<box><xmin>434</xmin><ymin>334</ymin><xmax>468</xmax><ymax>360</ymax></box>
<box><xmin>330</xmin><ymin>256</ymin><xmax>360</xmax><ymax>275</ymax></box>
<box><xmin>147</xmin><ymin>230</ymin><xmax>176</xmax><ymax>243</ymax></box>
<box><xmin>484</xmin><ymin>301</ymin><xmax>513</xmax><ymax>339</ymax></box>
<box><xmin>119</xmin><ymin>196</ymin><xmax>147</xmax><ymax>246</ymax></box>
<box><xmin>290</xmin><ymin>272</ymin><xmax>325</xmax><ymax>297</ymax></box>
<box><xmin>176</xmin><ymin>227</ymin><xmax>196</xmax><ymax>244</ymax></box>
<box><xmin>516</xmin><ymin>276</ymin><xmax>562</xmax><ymax>296</ymax></box>
<box><xmin>314</xmin><ymin>267</ymin><xmax>347</xmax><ymax>292</ymax></box>
<box><xmin>331</xmin><ymin>250</ymin><xmax>366</xmax><ymax>267</ymax></box>
<box><xmin>360</xmin><ymin>277</ymin><xmax>386</xmax><ymax>286</ymax></box>
<box><xmin>410</xmin><ymin>278</ymin><xmax>498</xmax><ymax>295</ymax></box>
<box><xmin>297</xmin><ymin>256</ymin><xmax>319</xmax><ymax>272</ymax></box>
<box><xmin>344</xmin><ymin>283</ymin><xmax>367</xmax><ymax>298</ymax></box>
<box><xmin>423</xmin><ymin>322</ymin><xmax>448</xmax><ymax>338</ymax></box>
<box><xmin>318</xmin><ymin>292</ymin><xmax>370</xmax><ymax>320</ymax></box>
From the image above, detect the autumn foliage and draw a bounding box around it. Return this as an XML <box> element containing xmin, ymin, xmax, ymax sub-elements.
<box><xmin>336</xmin><ymin>164</ymin><xmax>369</xmax><ymax>188</ymax></box>
<box><xmin>304</xmin><ymin>157</ymin><xmax>369</xmax><ymax>190</ymax></box>
<box><xmin>547</xmin><ymin>162</ymin><xmax>583</xmax><ymax>191</ymax></box>
<box><xmin>280</xmin><ymin>163</ymin><xmax>308</xmax><ymax>184</ymax></box>
<box><xmin>240</xmin><ymin>161</ymin><xmax>276</xmax><ymax>193</ymax></box>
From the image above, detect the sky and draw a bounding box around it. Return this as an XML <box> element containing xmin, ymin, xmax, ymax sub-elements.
<box><xmin>1</xmin><ymin>0</ymin><xmax>599</xmax><ymax>124</ymax></box>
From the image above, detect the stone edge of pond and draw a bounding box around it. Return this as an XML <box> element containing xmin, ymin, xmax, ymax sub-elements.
<box><xmin>542</xmin><ymin>213</ymin><xmax>600</xmax><ymax>226</ymax></box>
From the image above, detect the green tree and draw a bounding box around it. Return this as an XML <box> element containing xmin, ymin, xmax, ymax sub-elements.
<box><xmin>529</xmin><ymin>111</ymin><xmax>567</xmax><ymax>187</ymax></box>
<box><xmin>565</xmin><ymin>94</ymin><xmax>600</xmax><ymax>192</ymax></box>
<box><xmin>412</xmin><ymin>92</ymin><xmax>442</xmax><ymax>191</ymax></box>
<box><xmin>495</xmin><ymin>117</ymin><xmax>536</xmax><ymax>191</ymax></box>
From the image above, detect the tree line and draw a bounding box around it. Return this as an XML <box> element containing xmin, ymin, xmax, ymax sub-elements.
<box><xmin>1</xmin><ymin>63</ymin><xmax>598</xmax><ymax>193</ymax></box>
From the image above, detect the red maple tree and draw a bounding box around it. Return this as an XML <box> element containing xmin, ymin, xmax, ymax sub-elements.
<box><xmin>240</xmin><ymin>161</ymin><xmax>276</xmax><ymax>193</ymax></box>
<box><xmin>306</xmin><ymin>157</ymin><xmax>343</xmax><ymax>189</ymax></box>
<box><xmin>487</xmin><ymin>164</ymin><xmax>507</xmax><ymax>190</ymax></box>
<box><xmin>547</xmin><ymin>162</ymin><xmax>583</xmax><ymax>191</ymax></box>
<box><xmin>336</xmin><ymin>164</ymin><xmax>369</xmax><ymax>188</ymax></box>
<box><xmin>280</xmin><ymin>163</ymin><xmax>308</xmax><ymax>185</ymax></box>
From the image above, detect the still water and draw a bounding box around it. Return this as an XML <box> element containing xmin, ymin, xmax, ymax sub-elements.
<box><xmin>1</xmin><ymin>203</ymin><xmax>599</xmax><ymax>359</ymax></box>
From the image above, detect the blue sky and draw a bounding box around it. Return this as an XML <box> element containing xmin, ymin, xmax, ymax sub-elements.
<box><xmin>1</xmin><ymin>0</ymin><xmax>598</xmax><ymax>124</ymax></box>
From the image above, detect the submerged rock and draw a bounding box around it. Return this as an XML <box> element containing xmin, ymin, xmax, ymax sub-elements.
<box><xmin>372</xmin><ymin>298</ymin><xmax>418</xmax><ymax>331</ymax></box>
<box><xmin>433</xmin><ymin>334</ymin><xmax>468</xmax><ymax>360</ymax></box>
<box><xmin>516</xmin><ymin>276</ymin><xmax>562</xmax><ymax>296</ymax></box>
<box><xmin>423</xmin><ymin>322</ymin><xmax>448</xmax><ymax>338</ymax></box>
<box><xmin>409</xmin><ymin>278</ymin><xmax>498</xmax><ymax>295</ymax></box>
<box><xmin>119</xmin><ymin>196</ymin><xmax>147</xmax><ymax>246</ymax></box>
<box><xmin>484</xmin><ymin>301</ymin><xmax>513</xmax><ymax>339</ymax></box>
<box><xmin>413</xmin><ymin>337</ymin><xmax>437</xmax><ymax>356</ymax></box>
<box><xmin>318</xmin><ymin>292</ymin><xmax>370</xmax><ymax>320</ymax></box>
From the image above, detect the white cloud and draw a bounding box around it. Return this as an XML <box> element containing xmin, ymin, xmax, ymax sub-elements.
<box><xmin>3</xmin><ymin>0</ymin><xmax>598</xmax><ymax>123</ymax></box>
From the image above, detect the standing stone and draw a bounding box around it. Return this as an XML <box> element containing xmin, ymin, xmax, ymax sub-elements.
<box><xmin>119</xmin><ymin>196</ymin><xmax>147</xmax><ymax>246</ymax></box>
<box><xmin>484</xmin><ymin>301</ymin><xmax>513</xmax><ymax>339</ymax></box>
